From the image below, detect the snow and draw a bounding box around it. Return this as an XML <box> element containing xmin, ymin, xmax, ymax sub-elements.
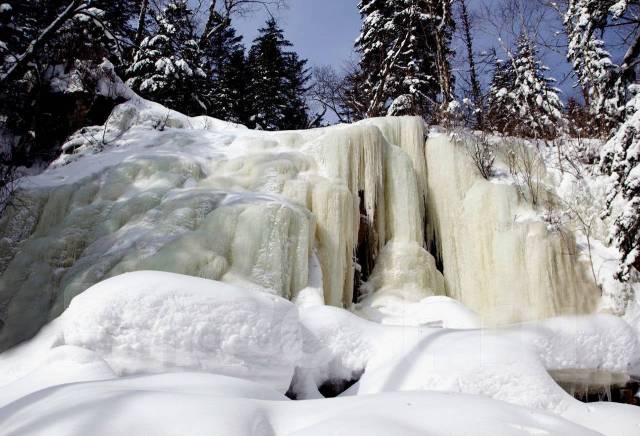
<box><xmin>0</xmin><ymin>377</ymin><xmax>604</xmax><ymax>436</ymax></box>
<box><xmin>61</xmin><ymin>271</ymin><xmax>303</xmax><ymax>393</ymax></box>
<box><xmin>0</xmin><ymin>270</ymin><xmax>639</xmax><ymax>435</ymax></box>
<box><xmin>0</xmin><ymin>272</ymin><xmax>303</xmax><ymax>394</ymax></box>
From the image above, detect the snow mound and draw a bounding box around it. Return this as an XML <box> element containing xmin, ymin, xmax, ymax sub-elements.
<box><xmin>356</xmin><ymin>294</ymin><xmax>481</xmax><ymax>328</ymax></box>
<box><xmin>297</xmin><ymin>306</ymin><xmax>639</xmax><ymax>413</ymax></box>
<box><xmin>503</xmin><ymin>315</ymin><xmax>639</xmax><ymax>373</ymax></box>
<box><xmin>60</xmin><ymin>271</ymin><xmax>303</xmax><ymax>392</ymax></box>
<box><xmin>0</xmin><ymin>377</ymin><xmax>603</xmax><ymax>436</ymax></box>
<box><xmin>0</xmin><ymin>345</ymin><xmax>115</xmax><ymax>408</ymax></box>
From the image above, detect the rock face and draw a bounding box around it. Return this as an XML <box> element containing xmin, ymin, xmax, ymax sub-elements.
<box><xmin>0</xmin><ymin>97</ymin><xmax>600</xmax><ymax>350</ymax></box>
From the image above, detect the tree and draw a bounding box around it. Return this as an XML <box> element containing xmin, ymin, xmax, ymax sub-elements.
<box><xmin>563</xmin><ymin>0</ymin><xmax>635</xmax><ymax>135</ymax></box>
<box><xmin>354</xmin><ymin>0</ymin><xmax>453</xmax><ymax>118</ymax></box>
<box><xmin>457</xmin><ymin>0</ymin><xmax>484</xmax><ymax>129</ymax></box>
<box><xmin>487</xmin><ymin>35</ymin><xmax>564</xmax><ymax>139</ymax></box>
<box><xmin>355</xmin><ymin>0</ymin><xmax>396</xmax><ymax>116</ymax></box>
<box><xmin>199</xmin><ymin>0</ymin><xmax>286</xmax><ymax>51</ymax></box>
<box><xmin>424</xmin><ymin>0</ymin><xmax>455</xmax><ymax>114</ymax></box>
<box><xmin>600</xmin><ymin>92</ymin><xmax>640</xmax><ymax>281</ymax></box>
<box><xmin>200</xmin><ymin>11</ymin><xmax>245</xmax><ymax>121</ymax></box>
<box><xmin>246</xmin><ymin>19</ymin><xmax>310</xmax><ymax>130</ymax></box>
<box><xmin>0</xmin><ymin>0</ymin><xmax>137</xmax><ymax>169</ymax></box>
<box><xmin>126</xmin><ymin>0</ymin><xmax>208</xmax><ymax>115</ymax></box>
<box><xmin>486</xmin><ymin>56</ymin><xmax>516</xmax><ymax>133</ymax></box>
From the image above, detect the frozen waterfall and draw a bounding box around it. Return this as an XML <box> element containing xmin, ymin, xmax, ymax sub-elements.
<box><xmin>0</xmin><ymin>98</ymin><xmax>600</xmax><ymax>350</ymax></box>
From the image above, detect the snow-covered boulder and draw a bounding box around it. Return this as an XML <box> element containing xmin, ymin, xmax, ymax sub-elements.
<box><xmin>60</xmin><ymin>271</ymin><xmax>303</xmax><ymax>392</ymax></box>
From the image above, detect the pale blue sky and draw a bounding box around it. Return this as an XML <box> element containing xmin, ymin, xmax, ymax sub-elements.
<box><xmin>234</xmin><ymin>0</ymin><xmax>361</xmax><ymax>69</ymax></box>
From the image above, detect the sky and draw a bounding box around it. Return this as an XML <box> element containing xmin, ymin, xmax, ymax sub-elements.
<box><xmin>234</xmin><ymin>0</ymin><xmax>361</xmax><ymax>70</ymax></box>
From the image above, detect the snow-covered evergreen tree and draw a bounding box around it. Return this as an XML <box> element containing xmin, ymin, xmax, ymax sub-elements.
<box><xmin>600</xmin><ymin>91</ymin><xmax>640</xmax><ymax>280</ymax></box>
<box><xmin>126</xmin><ymin>0</ymin><xmax>208</xmax><ymax>115</ymax></box>
<box><xmin>355</xmin><ymin>0</ymin><xmax>395</xmax><ymax>116</ymax></box>
<box><xmin>0</xmin><ymin>0</ymin><xmax>138</xmax><ymax>168</ymax></box>
<box><xmin>486</xmin><ymin>58</ymin><xmax>516</xmax><ymax>134</ymax></box>
<box><xmin>487</xmin><ymin>35</ymin><xmax>564</xmax><ymax>139</ymax></box>
<box><xmin>247</xmin><ymin>19</ymin><xmax>310</xmax><ymax>130</ymax></box>
<box><xmin>564</xmin><ymin>0</ymin><xmax>627</xmax><ymax>134</ymax></box>
<box><xmin>355</xmin><ymin>0</ymin><xmax>451</xmax><ymax>118</ymax></box>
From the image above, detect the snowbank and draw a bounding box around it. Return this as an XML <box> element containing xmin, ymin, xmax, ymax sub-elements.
<box><xmin>0</xmin><ymin>272</ymin><xmax>639</xmax><ymax>435</ymax></box>
<box><xmin>60</xmin><ymin>271</ymin><xmax>303</xmax><ymax>392</ymax></box>
<box><xmin>0</xmin><ymin>376</ymin><xmax>603</xmax><ymax>436</ymax></box>
<box><xmin>294</xmin><ymin>304</ymin><xmax>640</xmax><ymax>434</ymax></box>
<box><xmin>0</xmin><ymin>272</ymin><xmax>303</xmax><ymax>394</ymax></box>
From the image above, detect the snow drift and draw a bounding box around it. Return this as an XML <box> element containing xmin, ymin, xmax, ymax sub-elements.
<box><xmin>1</xmin><ymin>271</ymin><xmax>638</xmax><ymax>436</ymax></box>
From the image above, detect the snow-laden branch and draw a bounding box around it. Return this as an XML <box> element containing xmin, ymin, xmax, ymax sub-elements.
<box><xmin>0</xmin><ymin>0</ymin><xmax>90</xmax><ymax>85</ymax></box>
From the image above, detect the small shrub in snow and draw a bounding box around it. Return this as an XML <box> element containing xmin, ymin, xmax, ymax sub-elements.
<box><xmin>461</xmin><ymin>133</ymin><xmax>495</xmax><ymax>180</ymax></box>
<box><xmin>505</xmin><ymin>140</ymin><xmax>545</xmax><ymax>206</ymax></box>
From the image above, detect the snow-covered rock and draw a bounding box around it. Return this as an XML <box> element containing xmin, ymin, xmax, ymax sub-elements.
<box><xmin>61</xmin><ymin>271</ymin><xmax>303</xmax><ymax>392</ymax></box>
<box><xmin>0</xmin><ymin>272</ymin><xmax>303</xmax><ymax>394</ymax></box>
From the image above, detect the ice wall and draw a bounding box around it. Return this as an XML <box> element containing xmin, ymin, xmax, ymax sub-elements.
<box><xmin>0</xmin><ymin>99</ymin><xmax>441</xmax><ymax>351</ymax></box>
<box><xmin>424</xmin><ymin>135</ymin><xmax>600</xmax><ymax>325</ymax></box>
<box><xmin>0</xmin><ymin>94</ymin><xmax>603</xmax><ymax>350</ymax></box>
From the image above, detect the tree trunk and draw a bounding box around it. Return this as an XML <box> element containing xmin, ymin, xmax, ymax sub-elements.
<box><xmin>428</xmin><ymin>0</ymin><xmax>454</xmax><ymax>115</ymax></box>
<box><xmin>134</xmin><ymin>0</ymin><xmax>149</xmax><ymax>47</ymax></box>
<box><xmin>459</xmin><ymin>0</ymin><xmax>483</xmax><ymax>128</ymax></box>
<box><xmin>200</xmin><ymin>0</ymin><xmax>221</xmax><ymax>49</ymax></box>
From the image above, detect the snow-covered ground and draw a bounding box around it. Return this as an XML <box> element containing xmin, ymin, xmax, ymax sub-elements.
<box><xmin>0</xmin><ymin>270</ymin><xmax>639</xmax><ymax>435</ymax></box>
<box><xmin>1</xmin><ymin>75</ymin><xmax>640</xmax><ymax>435</ymax></box>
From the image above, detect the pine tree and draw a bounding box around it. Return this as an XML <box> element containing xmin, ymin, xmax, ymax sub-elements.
<box><xmin>564</xmin><ymin>0</ymin><xmax>626</xmax><ymax>134</ymax></box>
<box><xmin>246</xmin><ymin>19</ymin><xmax>310</xmax><ymax>130</ymax></box>
<box><xmin>355</xmin><ymin>0</ymin><xmax>394</xmax><ymax>116</ymax></box>
<box><xmin>126</xmin><ymin>0</ymin><xmax>208</xmax><ymax>115</ymax></box>
<box><xmin>200</xmin><ymin>13</ymin><xmax>245</xmax><ymax>121</ymax></box>
<box><xmin>488</xmin><ymin>36</ymin><xmax>564</xmax><ymax>139</ymax></box>
<box><xmin>600</xmin><ymin>92</ymin><xmax>640</xmax><ymax>280</ymax></box>
<box><xmin>458</xmin><ymin>0</ymin><xmax>483</xmax><ymax>129</ymax></box>
<box><xmin>355</xmin><ymin>0</ymin><xmax>452</xmax><ymax>118</ymax></box>
<box><xmin>486</xmin><ymin>57</ymin><xmax>516</xmax><ymax>134</ymax></box>
<box><xmin>0</xmin><ymin>0</ymin><xmax>139</xmax><ymax>168</ymax></box>
<box><xmin>217</xmin><ymin>49</ymin><xmax>251</xmax><ymax>125</ymax></box>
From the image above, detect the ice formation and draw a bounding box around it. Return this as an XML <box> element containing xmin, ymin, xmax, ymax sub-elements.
<box><xmin>425</xmin><ymin>135</ymin><xmax>601</xmax><ymax>325</ymax></box>
<box><xmin>0</xmin><ymin>93</ymin><xmax>614</xmax><ymax>350</ymax></box>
